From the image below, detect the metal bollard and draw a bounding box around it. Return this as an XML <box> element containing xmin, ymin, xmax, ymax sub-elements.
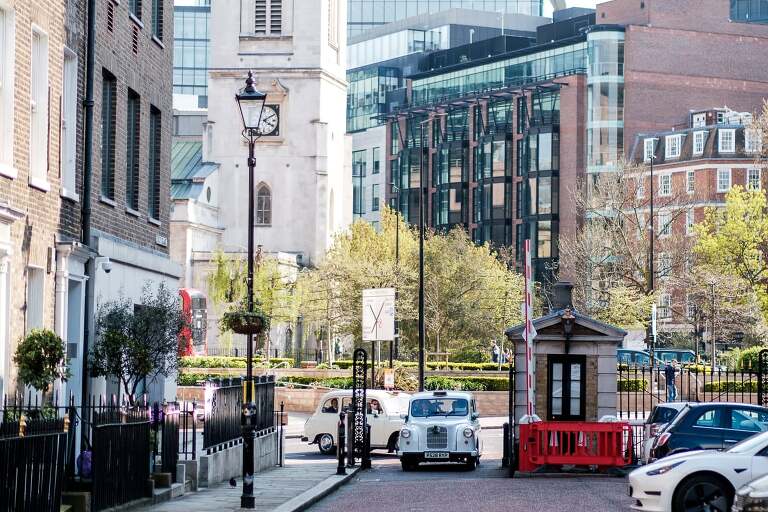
<box><xmin>502</xmin><ymin>423</ymin><xmax>510</xmax><ymax>468</ymax></box>
<box><xmin>336</xmin><ymin>412</ymin><xmax>346</xmax><ymax>475</ymax></box>
<box><xmin>346</xmin><ymin>409</ymin><xmax>355</xmax><ymax>467</ymax></box>
<box><xmin>361</xmin><ymin>423</ymin><xmax>372</xmax><ymax>469</ymax></box>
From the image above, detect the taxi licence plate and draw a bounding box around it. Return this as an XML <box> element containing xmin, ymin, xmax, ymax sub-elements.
<box><xmin>425</xmin><ymin>452</ymin><xmax>449</xmax><ymax>459</ymax></box>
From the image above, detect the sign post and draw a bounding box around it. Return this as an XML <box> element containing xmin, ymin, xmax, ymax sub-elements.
<box><xmin>523</xmin><ymin>240</ymin><xmax>537</xmax><ymax>417</ymax></box>
<box><xmin>362</xmin><ymin>288</ymin><xmax>396</xmax><ymax>388</ymax></box>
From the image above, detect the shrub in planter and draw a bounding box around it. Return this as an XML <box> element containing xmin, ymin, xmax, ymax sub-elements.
<box><xmin>14</xmin><ymin>328</ymin><xmax>69</xmax><ymax>401</ymax></box>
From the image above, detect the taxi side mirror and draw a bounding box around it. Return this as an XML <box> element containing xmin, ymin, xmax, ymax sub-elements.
<box><xmin>400</xmin><ymin>413</ymin><xmax>408</xmax><ymax>421</ymax></box>
<box><xmin>471</xmin><ymin>413</ymin><xmax>479</xmax><ymax>421</ymax></box>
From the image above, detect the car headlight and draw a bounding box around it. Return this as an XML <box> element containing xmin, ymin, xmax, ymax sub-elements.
<box><xmin>463</xmin><ymin>427</ymin><xmax>474</xmax><ymax>438</ymax></box>
<box><xmin>400</xmin><ymin>428</ymin><xmax>411</xmax><ymax>439</ymax></box>
<box><xmin>646</xmin><ymin>460</ymin><xmax>685</xmax><ymax>476</ymax></box>
<box><xmin>740</xmin><ymin>495</ymin><xmax>768</xmax><ymax>512</ymax></box>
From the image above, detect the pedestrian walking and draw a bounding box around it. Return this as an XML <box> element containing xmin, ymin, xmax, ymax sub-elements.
<box><xmin>491</xmin><ymin>341</ymin><xmax>500</xmax><ymax>363</ymax></box>
<box><xmin>665</xmin><ymin>360</ymin><xmax>677</xmax><ymax>402</ymax></box>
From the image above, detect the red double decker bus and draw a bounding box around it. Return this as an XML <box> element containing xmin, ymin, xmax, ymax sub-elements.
<box><xmin>179</xmin><ymin>288</ymin><xmax>208</xmax><ymax>356</ymax></box>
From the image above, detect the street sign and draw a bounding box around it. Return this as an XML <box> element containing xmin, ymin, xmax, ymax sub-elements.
<box><xmin>362</xmin><ymin>288</ymin><xmax>395</xmax><ymax>341</ymax></box>
<box><xmin>383</xmin><ymin>369</ymin><xmax>395</xmax><ymax>390</ymax></box>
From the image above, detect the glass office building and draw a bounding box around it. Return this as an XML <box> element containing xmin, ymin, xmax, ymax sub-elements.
<box><xmin>173</xmin><ymin>0</ymin><xmax>211</xmax><ymax>108</ymax></box>
<box><xmin>348</xmin><ymin>0</ymin><xmax>544</xmax><ymax>38</ymax></box>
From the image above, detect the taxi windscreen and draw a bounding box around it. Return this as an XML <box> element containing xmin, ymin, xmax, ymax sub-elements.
<box><xmin>410</xmin><ymin>398</ymin><xmax>468</xmax><ymax>417</ymax></box>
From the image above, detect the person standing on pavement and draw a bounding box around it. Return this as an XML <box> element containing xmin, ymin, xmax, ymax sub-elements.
<box><xmin>665</xmin><ymin>360</ymin><xmax>677</xmax><ymax>402</ymax></box>
<box><xmin>491</xmin><ymin>341</ymin><xmax>500</xmax><ymax>363</ymax></box>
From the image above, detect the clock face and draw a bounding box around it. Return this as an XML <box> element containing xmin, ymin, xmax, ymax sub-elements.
<box><xmin>258</xmin><ymin>105</ymin><xmax>279</xmax><ymax>136</ymax></box>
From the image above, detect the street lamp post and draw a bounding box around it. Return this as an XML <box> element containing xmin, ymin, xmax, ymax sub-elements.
<box><xmin>391</xmin><ymin>182</ymin><xmax>400</xmax><ymax>368</ymax></box>
<box><xmin>235</xmin><ymin>70</ymin><xmax>267</xmax><ymax>510</ymax></box>
<box><xmin>418</xmin><ymin>119</ymin><xmax>427</xmax><ymax>392</ymax></box>
<box><xmin>646</xmin><ymin>139</ymin><xmax>658</xmax><ymax>371</ymax></box>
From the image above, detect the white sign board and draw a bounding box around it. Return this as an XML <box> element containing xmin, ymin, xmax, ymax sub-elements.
<box><xmin>362</xmin><ymin>288</ymin><xmax>396</xmax><ymax>341</ymax></box>
<box><xmin>383</xmin><ymin>369</ymin><xmax>395</xmax><ymax>390</ymax></box>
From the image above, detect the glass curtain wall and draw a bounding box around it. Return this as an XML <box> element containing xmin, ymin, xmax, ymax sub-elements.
<box><xmin>523</xmin><ymin>90</ymin><xmax>560</xmax><ymax>284</ymax></box>
<box><xmin>347</xmin><ymin>0</ymin><xmax>543</xmax><ymax>38</ymax></box>
<box><xmin>411</xmin><ymin>42</ymin><xmax>587</xmax><ymax>107</ymax></box>
<box><xmin>347</xmin><ymin>66</ymin><xmax>401</xmax><ymax>132</ymax></box>
<box><xmin>173</xmin><ymin>0</ymin><xmax>211</xmax><ymax>107</ymax></box>
<box><xmin>586</xmin><ymin>28</ymin><xmax>624</xmax><ymax>172</ymax></box>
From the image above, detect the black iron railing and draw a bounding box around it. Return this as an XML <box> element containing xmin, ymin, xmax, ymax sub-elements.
<box><xmin>203</xmin><ymin>383</ymin><xmax>242</xmax><ymax>450</ymax></box>
<box><xmin>151</xmin><ymin>402</ymin><xmax>180</xmax><ymax>481</ymax></box>
<box><xmin>618</xmin><ymin>366</ymin><xmax>762</xmax><ymax>460</ymax></box>
<box><xmin>0</xmin><ymin>395</ymin><xmax>70</xmax><ymax>512</ymax></box>
<box><xmin>177</xmin><ymin>401</ymin><xmax>198</xmax><ymax>461</ymax></box>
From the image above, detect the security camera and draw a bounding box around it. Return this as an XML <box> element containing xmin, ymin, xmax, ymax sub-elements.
<box><xmin>95</xmin><ymin>257</ymin><xmax>113</xmax><ymax>274</ymax></box>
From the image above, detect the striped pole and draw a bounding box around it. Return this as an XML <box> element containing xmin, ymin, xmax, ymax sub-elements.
<box><xmin>524</xmin><ymin>239</ymin><xmax>537</xmax><ymax>416</ymax></box>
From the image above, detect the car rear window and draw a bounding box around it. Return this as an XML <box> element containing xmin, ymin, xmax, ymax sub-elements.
<box><xmin>649</xmin><ymin>406</ymin><xmax>680</xmax><ymax>424</ymax></box>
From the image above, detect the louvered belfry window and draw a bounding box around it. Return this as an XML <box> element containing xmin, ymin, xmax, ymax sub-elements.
<box><xmin>254</xmin><ymin>0</ymin><xmax>281</xmax><ymax>35</ymax></box>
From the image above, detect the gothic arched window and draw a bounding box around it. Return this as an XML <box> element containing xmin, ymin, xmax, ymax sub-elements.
<box><xmin>256</xmin><ymin>183</ymin><xmax>272</xmax><ymax>225</ymax></box>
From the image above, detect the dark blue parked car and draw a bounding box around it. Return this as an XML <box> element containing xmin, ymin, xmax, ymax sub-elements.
<box><xmin>652</xmin><ymin>403</ymin><xmax>768</xmax><ymax>460</ymax></box>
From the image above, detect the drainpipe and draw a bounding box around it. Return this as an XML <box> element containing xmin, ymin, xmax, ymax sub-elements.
<box><xmin>80</xmin><ymin>0</ymin><xmax>96</xmax><ymax>406</ymax></box>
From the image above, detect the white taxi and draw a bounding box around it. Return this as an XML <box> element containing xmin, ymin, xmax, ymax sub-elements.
<box><xmin>302</xmin><ymin>389</ymin><xmax>410</xmax><ymax>454</ymax></box>
<box><xmin>397</xmin><ymin>391</ymin><xmax>482</xmax><ymax>470</ymax></box>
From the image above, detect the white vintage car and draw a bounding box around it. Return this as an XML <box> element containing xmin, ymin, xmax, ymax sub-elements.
<box><xmin>397</xmin><ymin>391</ymin><xmax>482</xmax><ymax>470</ymax></box>
<box><xmin>302</xmin><ymin>389</ymin><xmax>411</xmax><ymax>454</ymax></box>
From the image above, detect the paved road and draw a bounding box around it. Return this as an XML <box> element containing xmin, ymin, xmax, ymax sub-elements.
<box><xmin>300</xmin><ymin>429</ymin><xmax>635</xmax><ymax>512</ymax></box>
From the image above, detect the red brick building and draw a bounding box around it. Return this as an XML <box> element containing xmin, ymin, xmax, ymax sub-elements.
<box><xmin>627</xmin><ymin>107</ymin><xmax>765</xmax><ymax>329</ymax></box>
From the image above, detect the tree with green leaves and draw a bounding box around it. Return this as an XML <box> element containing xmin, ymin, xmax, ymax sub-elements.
<box><xmin>206</xmin><ymin>249</ymin><xmax>298</xmax><ymax>356</ymax></box>
<box><xmin>13</xmin><ymin>328</ymin><xmax>69</xmax><ymax>402</ymax></box>
<box><xmin>298</xmin><ymin>208</ymin><xmax>524</xmax><ymax>358</ymax></box>
<box><xmin>90</xmin><ymin>283</ymin><xmax>187</xmax><ymax>404</ymax></box>
<box><xmin>695</xmin><ymin>186</ymin><xmax>768</xmax><ymax>318</ymax></box>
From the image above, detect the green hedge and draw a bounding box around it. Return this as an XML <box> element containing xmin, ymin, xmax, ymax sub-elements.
<box><xmin>180</xmin><ymin>356</ymin><xmax>295</xmax><ymax>368</ymax></box>
<box><xmin>703</xmin><ymin>381</ymin><xmax>757</xmax><ymax>393</ymax></box>
<box><xmin>738</xmin><ymin>346</ymin><xmax>768</xmax><ymax>371</ymax></box>
<box><xmin>333</xmin><ymin>360</ymin><xmax>510</xmax><ymax>372</ymax></box>
<box><xmin>618</xmin><ymin>379</ymin><xmax>648</xmax><ymax>392</ymax></box>
<box><xmin>277</xmin><ymin>375</ymin><xmax>508</xmax><ymax>391</ymax></box>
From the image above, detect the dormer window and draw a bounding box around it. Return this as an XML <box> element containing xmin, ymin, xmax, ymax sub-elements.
<box><xmin>745</xmin><ymin>129</ymin><xmax>762</xmax><ymax>154</ymax></box>
<box><xmin>719</xmin><ymin>129</ymin><xmax>735</xmax><ymax>153</ymax></box>
<box><xmin>693</xmin><ymin>131</ymin><xmax>706</xmax><ymax>156</ymax></box>
<box><xmin>644</xmin><ymin>138</ymin><xmax>656</xmax><ymax>163</ymax></box>
<box><xmin>665</xmin><ymin>134</ymin><xmax>682</xmax><ymax>159</ymax></box>
<box><xmin>692</xmin><ymin>113</ymin><xmax>706</xmax><ymax>128</ymax></box>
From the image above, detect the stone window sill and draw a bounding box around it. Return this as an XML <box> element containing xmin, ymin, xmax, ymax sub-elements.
<box><xmin>125</xmin><ymin>207</ymin><xmax>141</xmax><ymax>218</ymax></box>
<box><xmin>60</xmin><ymin>187</ymin><xmax>80</xmax><ymax>202</ymax></box>
<box><xmin>99</xmin><ymin>195</ymin><xmax>116</xmax><ymax>207</ymax></box>
<box><xmin>28</xmin><ymin>176</ymin><xmax>51</xmax><ymax>192</ymax></box>
<box><xmin>129</xmin><ymin>13</ymin><xmax>144</xmax><ymax>29</ymax></box>
<box><xmin>148</xmin><ymin>217</ymin><xmax>161</xmax><ymax>227</ymax></box>
<box><xmin>151</xmin><ymin>35</ymin><xmax>164</xmax><ymax>49</ymax></box>
<box><xmin>0</xmin><ymin>163</ymin><xmax>17</xmax><ymax>180</ymax></box>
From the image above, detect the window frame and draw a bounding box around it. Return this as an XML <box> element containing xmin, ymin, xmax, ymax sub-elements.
<box><xmin>0</xmin><ymin>5</ymin><xmax>15</xmax><ymax>178</ymax></box>
<box><xmin>748</xmin><ymin>168</ymin><xmax>762</xmax><ymax>191</ymax></box>
<box><xmin>693</xmin><ymin>131</ymin><xmax>706</xmax><ymax>156</ymax></box>
<box><xmin>665</xmin><ymin>134</ymin><xmax>682</xmax><ymax>160</ymax></box>
<box><xmin>717</xmin><ymin>168</ymin><xmax>732</xmax><ymax>193</ymax></box>
<box><xmin>719</xmin><ymin>129</ymin><xmax>736</xmax><ymax>153</ymax></box>
<box><xmin>371</xmin><ymin>183</ymin><xmax>380</xmax><ymax>212</ymax></box>
<box><xmin>126</xmin><ymin>89</ymin><xmax>141</xmax><ymax>212</ymax></box>
<box><xmin>659</xmin><ymin>293</ymin><xmax>672</xmax><ymax>319</ymax></box>
<box><xmin>745</xmin><ymin>129</ymin><xmax>762</xmax><ymax>154</ymax></box>
<box><xmin>29</xmin><ymin>25</ymin><xmax>50</xmax><ymax>190</ymax></box>
<box><xmin>686</xmin><ymin>208</ymin><xmax>695</xmax><ymax>236</ymax></box>
<box><xmin>152</xmin><ymin>0</ymin><xmax>163</xmax><ymax>39</ymax></box>
<box><xmin>643</xmin><ymin>138</ymin><xmax>656</xmax><ymax>163</ymax></box>
<box><xmin>256</xmin><ymin>183</ymin><xmax>272</xmax><ymax>226</ymax></box>
<box><xmin>60</xmin><ymin>47</ymin><xmax>78</xmax><ymax>200</ymax></box>
<box><xmin>148</xmin><ymin>106</ymin><xmax>162</xmax><ymax>220</ymax></box>
<box><xmin>659</xmin><ymin>174</ymin><xmax>672</xmax><ymax>197</ymax></box>
<box><xmin>686</xmin><ymin>170</ymin><xmax>695</xmax><ymax>194</ymax></box>
<box><xmin>658</xmin><ymin>210</ymin><xmax>672</xmax><ymax>237</ymax></box>
<box><xmin>101</xmin><ymin>70</ymin><xmax>117</xmax><ymax>201</ymax></box>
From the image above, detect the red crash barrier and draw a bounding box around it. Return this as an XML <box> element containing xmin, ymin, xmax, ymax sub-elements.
<box><xmin>518</xmin><ymin>421</ymin><xmax>633</xmax><ymax>473</ymax></box>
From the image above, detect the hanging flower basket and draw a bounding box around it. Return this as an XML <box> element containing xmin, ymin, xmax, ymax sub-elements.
<box><xmin>221</xmin><ymin>310</ymin><xmax>268</xmax><ymax>335</ymax></box>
